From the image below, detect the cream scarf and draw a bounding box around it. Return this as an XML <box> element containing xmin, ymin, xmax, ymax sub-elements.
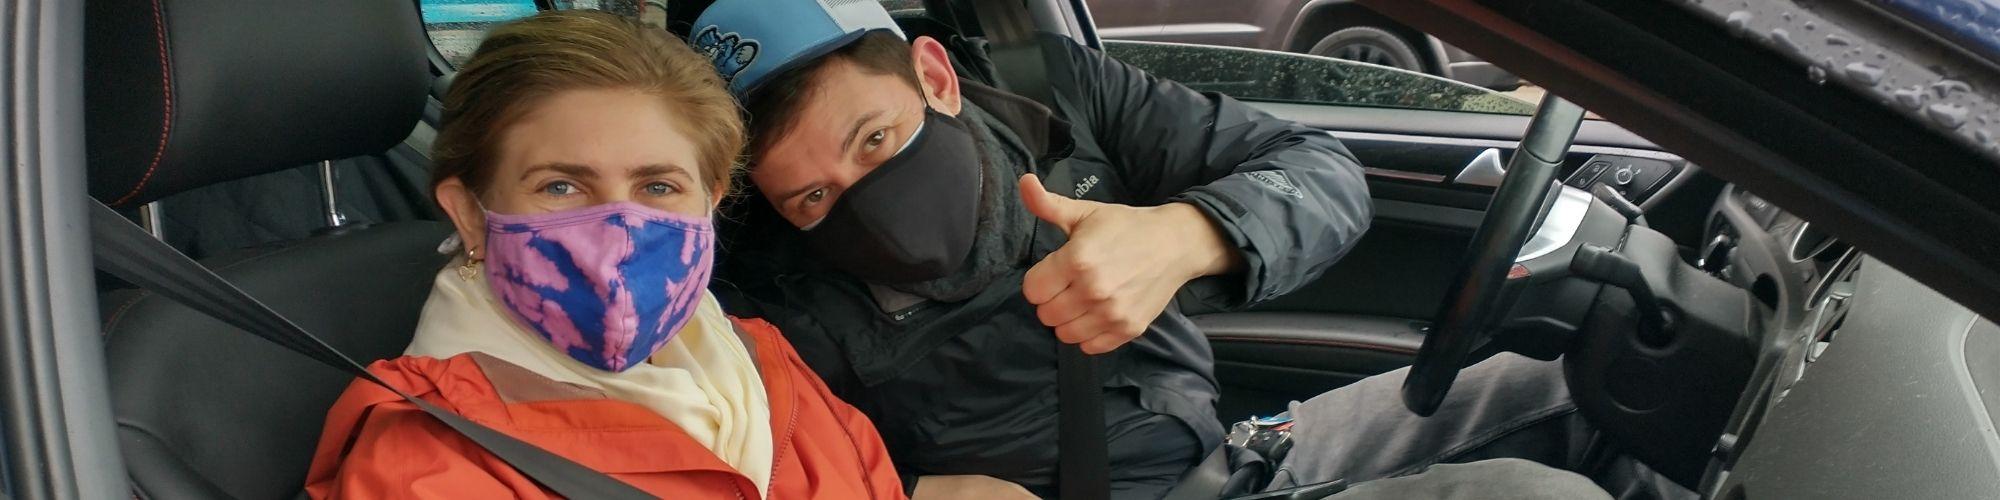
<box><xmin>405</xmin><ymin>257</ymin><xmax>774</xmax><ymax>496</ymax></box>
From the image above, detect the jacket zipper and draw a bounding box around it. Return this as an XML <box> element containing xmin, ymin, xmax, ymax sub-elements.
<box><xmin>764</xmin><ymin>364</ymin><xmax>802</xmax><ymax>499</ymax></box>
<box><xmin>805</xmin><ymin>376</ymin><xmax>885</xmax><ymax>499</ymax></box>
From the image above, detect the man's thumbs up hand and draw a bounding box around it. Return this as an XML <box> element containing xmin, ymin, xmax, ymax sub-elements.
<box><xmin>1019</xmin><ymin>173</ymin><xmax>1098</xmax><ymax>235</ymax></box>
<box><xmin>1018</xmin><ymin>174</ymin><xmax>1244</xmax><ymax>354</ymax></box>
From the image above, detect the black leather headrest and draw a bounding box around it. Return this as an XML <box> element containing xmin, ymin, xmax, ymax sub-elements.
<box><xmin>86</xmin><ymin>0</ymin><xmax>431</xmax><ymax>207</ymax></box>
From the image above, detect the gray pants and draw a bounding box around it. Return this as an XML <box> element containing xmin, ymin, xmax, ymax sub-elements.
<box><xmin>1327</xmin><ymin>459</ymin><xmax>1611</xmax><ymax>500</ymax></box>
<box><xmin>1267</xmin><ymin>354</ymin><xmax>1693</xmax><ymax>500</ymax></box>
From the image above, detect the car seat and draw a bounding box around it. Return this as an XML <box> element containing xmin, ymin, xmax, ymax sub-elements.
<box><xmin>85</xmin><ymin>0</ymin><xmax>443</xmax><ymax>498</ymax></box>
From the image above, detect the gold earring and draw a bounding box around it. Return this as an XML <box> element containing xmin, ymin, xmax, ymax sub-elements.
<box><xmin>459</xmin><ymin>247</ymin><xmax>483</xmax><ymax>281</ymax></box>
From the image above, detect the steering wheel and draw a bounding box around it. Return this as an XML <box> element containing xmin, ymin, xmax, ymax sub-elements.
<box><xmin>1402</xmin><ymin>96</ymin><xmax>1589</xmax><ymax>416</ymax></box>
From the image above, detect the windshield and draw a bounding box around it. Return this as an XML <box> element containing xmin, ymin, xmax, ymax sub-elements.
<box><xmin>1101</xmin><ymin>40</ymin><xmax>1537</xmax><ymax>116</ymax></box>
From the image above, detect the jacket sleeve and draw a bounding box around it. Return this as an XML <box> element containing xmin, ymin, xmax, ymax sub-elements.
<box><xmin>1046</xmin><ymin>35</ymin><xmax>1373</xmax><ymax>310</ymax></box>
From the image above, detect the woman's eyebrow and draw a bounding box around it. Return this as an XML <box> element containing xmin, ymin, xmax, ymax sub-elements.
<box><xmin>628</xmin><ymin>164</ymin><xmax>690</xmax><ymax>179</ymax></box>
<box><xmin>519</xmin><ymin>162</ymin><xmax>597</xmax><ymax>181</ymax></box>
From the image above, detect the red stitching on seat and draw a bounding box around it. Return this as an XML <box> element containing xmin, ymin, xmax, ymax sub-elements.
<box><xmin>110</xmin><ymin>0</ymin><xmax>173</xmax><ymax>207</ymax></box>
<box><xmin>1207</xmin><ymin>335</ymin><xmax>1420</xmax><ymax>356</ymax></box>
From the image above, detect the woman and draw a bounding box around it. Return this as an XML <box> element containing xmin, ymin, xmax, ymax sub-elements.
<box><xmin>302</xmin><ymin>11</ymin><xmax>912</xmax><ymax>499</ymax></box>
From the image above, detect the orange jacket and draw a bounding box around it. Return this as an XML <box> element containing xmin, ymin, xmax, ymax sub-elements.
<box><xmin>304</xmin><ymin>317</ymin><xmax>906</xmax><ymax>499</ymax></box>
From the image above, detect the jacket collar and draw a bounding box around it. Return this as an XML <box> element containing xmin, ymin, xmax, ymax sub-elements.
<box><xmin>430</xmin><ymin>322</ymin><xmax>797</xmax><ymax>486</ymax></box>
<box><xmin>959</xmin><ymin>80</ymin><xmax>1074</xmax><ymax>168</ymax></box>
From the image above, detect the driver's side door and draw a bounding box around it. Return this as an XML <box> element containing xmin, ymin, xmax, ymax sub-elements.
<box><xmin>1075</xmin><ymin>26</ymin><xmax>1712</xmax><ymax>421</ymax></box>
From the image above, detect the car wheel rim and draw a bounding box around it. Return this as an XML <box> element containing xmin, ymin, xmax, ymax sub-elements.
<box><xmin>1334</xmin><ymin>44</ymin><xmax>1401</xmax><ymax>69</ymax></box>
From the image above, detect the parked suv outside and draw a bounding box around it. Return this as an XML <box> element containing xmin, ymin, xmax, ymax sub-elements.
<box><xmin>1083</xmin><ymin>0</ymin><xmax>1521</xmax><ymax>90</ymax></box>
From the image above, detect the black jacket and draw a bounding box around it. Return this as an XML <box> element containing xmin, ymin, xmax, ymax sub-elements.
<box><xmin>715</xmin><ymin>34</ymin><xmax>1371</xmax><ymax>498</ymax></box>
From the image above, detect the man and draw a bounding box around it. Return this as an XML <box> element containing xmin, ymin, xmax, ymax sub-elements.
<box><xmin>691</xmin><ymin>1</ymin><xmax>1629</xmax><ymax>499</ymax></box>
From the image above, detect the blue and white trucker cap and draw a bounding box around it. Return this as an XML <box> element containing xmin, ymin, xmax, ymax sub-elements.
<box><xmin>692</xmin><ymin>0</ymin><xmax>907</xmax><ymax>95</ymax></box>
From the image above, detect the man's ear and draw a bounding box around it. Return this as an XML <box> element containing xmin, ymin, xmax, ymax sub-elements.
<box><xmin>434</xmin><ymin>178</ymin><xmax>488</xmax><ymax>259</ymax></box>
<box><xmin>910</xmin><ymin>35</ymin><xmax>962</xmax><ymax>115</ymax></box>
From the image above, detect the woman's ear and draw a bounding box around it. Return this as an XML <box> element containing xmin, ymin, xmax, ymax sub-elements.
<box><xmin>910</xmin><ymin>36</ymin><xmax>962</xmax><ymax>116</ymax></box>
<box><xmin>434</xmin><ymin>177</ymin><xmax>488</xmax><ymax>258</ymax></box>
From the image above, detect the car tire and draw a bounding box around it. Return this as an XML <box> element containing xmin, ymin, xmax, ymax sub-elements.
<box><xmin>1308</xmin><ymin>26</ymin><xmax>1427</xmax><ymax>73</ymax></box>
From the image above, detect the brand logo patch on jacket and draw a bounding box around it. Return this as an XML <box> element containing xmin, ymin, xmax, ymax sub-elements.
<box><xmin>693</xmin><ymin>26</ymin><xmax>759</xmax><ymax>84</ymax></box>
<box><xmin>1246</xmin><ymin>171</ymin><xmax>1304</xmax><ymax>199</ymax></box>
<box><xmin>1074</xmin><ymin>175</ymin><xmax>1101</xmax><ymax>198</ymax></box>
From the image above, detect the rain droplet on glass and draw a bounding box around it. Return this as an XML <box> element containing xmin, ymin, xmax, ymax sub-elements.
<box><xmin>1844</xmin><ymin>62</ymin><xmax>1885</xmax><ymax>85</ymax></box>
<box><xmin>1931</xmin><ymin>79</ymin><xmax>1972</xmax><ymax>98</ymax></box>
<box><xmin>1927</xmin><ymin>102</ymin><xmax>1969</xmax><ymax>129</ymax></box>
<box><xmin>1727</xmin><ymin>11</ymin><xmax>1755</xmax><ymax>33</ymax></box>
<box><xmin>1895</xmin><ymin>86</ymin><xmax>1926</xmax><ymax>109</ymax></box>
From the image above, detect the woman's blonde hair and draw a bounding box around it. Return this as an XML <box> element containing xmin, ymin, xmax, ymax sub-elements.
<box><xmin>431</xmin><ymin>10</ymin><xmax>743</xmax><ymax>198</ymax></box>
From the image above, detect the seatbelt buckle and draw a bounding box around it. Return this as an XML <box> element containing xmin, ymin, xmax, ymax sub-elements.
<box><xmin>1226</xmin><ymin>412</ymin><xmax>1296</xmax><ymax>464</ymax></box>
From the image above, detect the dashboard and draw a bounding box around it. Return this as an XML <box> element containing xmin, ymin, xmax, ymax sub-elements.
<box><xmin>1705</xmin><ymin>186</ymin><xmax>1858</xmax><ymax>319</ymax></box>
<box><xmin>1704</xmin><ymin>185</ymin><xmax>1862</xmax><ymax>399</ymax></box>
<box><xmin>1721</xmin><ymin>227</ymin><xmax>2000</xmax><ymax>500</ymax></box>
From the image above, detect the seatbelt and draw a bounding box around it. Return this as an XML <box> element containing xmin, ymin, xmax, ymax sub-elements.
<box><xmin>86</xmin><ymin>200</ymin><xmax>655</xmax><ymax>500</ymax></box>
<box><xmin>1161</xmin><ymin>445</ymin><xmax>1230</xmax><ymax>500</ymax></box>
<box><xmin>965</xmin><ymin>2</ymin><xmax>1111</xmax><ymax>499</ymax></box>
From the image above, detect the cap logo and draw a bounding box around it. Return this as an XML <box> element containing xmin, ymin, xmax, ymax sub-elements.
<box><xmin>693</xmin><ymin>25</ymin><xmax>760</xmax><ymax>85</ymax></box>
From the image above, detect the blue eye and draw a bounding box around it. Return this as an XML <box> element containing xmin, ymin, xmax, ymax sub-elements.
<box><xmin>542</xmin><ymin>181</ymin><xmax>579</xmax><ymax>197</ymax></box>
<box><xmin>644</xmin><ymin>182</ymin><xmax>676</xmax><ymax>196</ymax></box>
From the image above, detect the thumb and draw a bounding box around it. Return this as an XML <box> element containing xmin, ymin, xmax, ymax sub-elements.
<box><xmin>1019</xmin><ymin>174</ymin><xmax>1092</xmax><ymax>233</ymax></box>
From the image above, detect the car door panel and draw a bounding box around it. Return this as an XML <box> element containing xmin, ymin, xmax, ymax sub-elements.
<box><xmin>1257</xmin><ymin>102</ymin><xmax>1659</xmax><ymax>147</ymax></box>
<box><xmin>1195</xmin><ymin>101</ymin><xmax>1697</xmax><ymax>418</ymax></box>
<box><xmin>1197</xmin><ymin>312</ymin><xmax>1425</xmax><ymax>422</ymax></box>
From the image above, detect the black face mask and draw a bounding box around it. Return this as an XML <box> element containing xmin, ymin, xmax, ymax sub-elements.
<box><xmin>802</xmin><ymin>107</ymin><xmax>983</xmax><ymax>284</ymax></box>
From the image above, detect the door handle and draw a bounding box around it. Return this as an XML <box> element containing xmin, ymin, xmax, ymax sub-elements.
<box><xmin>1453</xmin><ymin>148</ymin><xmax>1507</xmax><ymax>187</ymax></box>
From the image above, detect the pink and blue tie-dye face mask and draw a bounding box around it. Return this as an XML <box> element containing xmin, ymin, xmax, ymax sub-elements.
<box><xmin>482</xmin><ymin>201</ymin><xmax>715</xmax><ymax>372</ymax></box>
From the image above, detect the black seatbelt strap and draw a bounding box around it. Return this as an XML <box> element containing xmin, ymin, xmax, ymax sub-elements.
<box><xmin>1161</xmin><ymin>445</ymin><xmax>1230</xmax><ymax>500</ymax></box>
<box><xmin>1054</xmin><ymin>338</ymin><xmax>1111</xmax><ymax>500</ymax></box>
<box><xmin>87</xmin><ymin>201</ymin><xmax>654</xmax><ymax>500</ymax></box>
<box><xmin>965</xmin><ymin>2</ymin><xmax>1111</xmax><ymax>500</ymax></box>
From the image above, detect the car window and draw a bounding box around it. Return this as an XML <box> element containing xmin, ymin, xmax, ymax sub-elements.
<box><xmin>1086</xmin><ymin>1</ymin><xmax>1536</xmax><ymax>115</ymax></box>
<box><xmin>879</xmin><ymin>0</ymin><xmax>925</xmax><ymax>15</ymax></box>
<box><xmin>418</xmin><ymin>0</ymin><xmax>663</xmax><ymax>69</ymax></box>
<box><xmin>553</xmin><ymin>0</ymin><xmax>665</xmax><ymax>25</ymax></box>
<box><xmin>418</xmin><ymin>0</ymin><xmax>538</xmax><ymax>68</ymax></box>
<box><xmin>1103</xmin><ymin>41</ymin><xmax>1534</xmax><ymax>115</ymax></box>
<box><xmin>1873</xmin><ymin>0</ymin><xmax>2000</xmax><ymax>66</ymax></box>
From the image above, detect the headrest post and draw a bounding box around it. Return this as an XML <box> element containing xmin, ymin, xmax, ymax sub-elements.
<box><xmin>138</xmin><ymin>202</ymin><xmax>166</xmax><ymax>240</ymax></box>
<box><xmin>317</xmin><ymin>160</ymin><xmax>347</xmax><ymax>228</ymax></box>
